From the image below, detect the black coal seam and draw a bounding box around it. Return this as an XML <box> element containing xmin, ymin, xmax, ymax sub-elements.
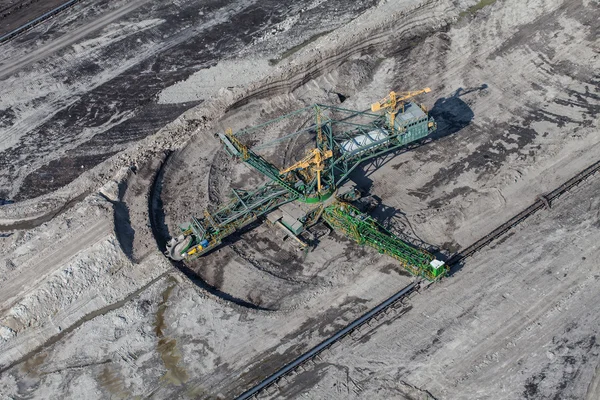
<box><xmin>0</xmin><ymin>189</ymin><xmax>91</xmax><ymax>232</ymax></box>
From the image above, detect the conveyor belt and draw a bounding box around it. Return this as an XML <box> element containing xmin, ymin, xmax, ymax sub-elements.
<box><xmin>232</xmin><ymin>159</ymin><xmax>600</xmax><ymax>399</ymax></box>
<box><xmin>234</xmin><ymin>282</ymin><xmax>419</xmax><ymax>400</ymax></box>
<box><xmin>447</xmin><ymin>159</ymin><xmax>600</xmax><ymax>265</ymax></box>
<box><xmin>0</xmin><ymin>0</ymin><xmax>82</xmax><ymax>44</ymax></box>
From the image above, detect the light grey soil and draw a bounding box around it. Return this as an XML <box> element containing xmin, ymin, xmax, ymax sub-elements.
<box><xmin>0</xmin><ymin>0</ymin><xmax>598</xmax><ymax>399</ymax></box>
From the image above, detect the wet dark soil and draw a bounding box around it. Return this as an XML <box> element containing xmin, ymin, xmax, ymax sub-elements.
<box><xmin>1</xmin><ymin>0</ymin><xmax>377</xmax><ymax>201</ymax></box>
<box><xmin>17</xmin><ymin>151</ymin><xmax>119</xmax><ymax>200</ymax></box>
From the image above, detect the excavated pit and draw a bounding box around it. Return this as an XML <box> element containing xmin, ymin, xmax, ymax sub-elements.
<box><xmin>1</xmin><ymin>0</ymin><xmax>599</xmax><ymax>399</ymax></box>
<box><xmin>154</xmin><ymin>1</ymin><xmax>600</xmax><ymax>394</ymax></box>
<box><xmin>157</xmin><ymin>4</ymin><xmax>478</xmax><ymax>310</ymax></box>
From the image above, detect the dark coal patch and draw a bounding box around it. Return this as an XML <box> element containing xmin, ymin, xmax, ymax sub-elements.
<box><xmin>83</xmin><ymin>102</ymin><xmax>201</xmax><ymax>150</ymax></box>
<box><xmin>274</xmin><ymin>362</ymin><xmax>338</xmax><ymax>400</ymax></box>
<box><xmin>12</xmin><ymin>102</ymin><xmax>197</xmax><ymax>201</ymax></box>
<box><xmin>16</xmin><ymin>151</ymin><xmax>119</xmax><ymax>201</ymax></box>
<box><xmin>428</xmin><ymin>186</ymin><xmax>476</xmax><ymax>209</ymax></box>
<box><xmin>0</xmin><ymin>107</ymin><xmax>16</xmax><ymax>128</ymax></box>
<box><xmin>229</xmin><ymin>230</ymin><xmax>307</xmax><ymax>279</ymax></box>
<box><xmin>0</xmin><ymin>190</ymin><xmax>88</xmax><ymax>232</ymax></box>
<box><xmin>413</xmin><ymin>122</ymin><xmax>537</xmax><ymax>207</ymax></box>
<box><xmin>523</xmin><ymin>372</ymin><xmax>546</xmax><ymax>399</ymax></box>
<box><xmin>284</xmin><ymin>295</ymin><xmax>370</xmax><ymax>343</ymax></box>
<box><xmin>5</xmin><ymin>0</ymin><xmax>378</xmax><ymax>202</ymax></box>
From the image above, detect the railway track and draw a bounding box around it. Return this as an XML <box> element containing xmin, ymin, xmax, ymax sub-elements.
<box><xmin>233</xmin><ymin>159</ymin><xmax>600</xmax><ymax>399</ymax></box>
<box><xmin>0</xmin><ymin>0</ymin><xmax>82</xmax><ymax>44</ymax></box>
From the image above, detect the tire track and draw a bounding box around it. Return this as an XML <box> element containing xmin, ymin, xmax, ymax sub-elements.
<box><xmin>0</xmin><ymin>0</ymin><xmax>151</xmax><ymax>79</ymax></box>
<box><xmin>0</xmin><ymin>218</ymin><xmax>111</xmax><ymax>314</ymax></box>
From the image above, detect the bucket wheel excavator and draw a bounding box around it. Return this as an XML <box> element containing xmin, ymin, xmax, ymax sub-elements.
<box><xmin>166</xmin><ymin>88</ymin><xmax>448</xmax><ymax>281</ymax></box>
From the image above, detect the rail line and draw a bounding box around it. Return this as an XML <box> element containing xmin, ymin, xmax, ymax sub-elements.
<box><xmin>0</xmin><ymin>0</ymin><xmax>82</xmax><ymax>44</ymax></box>
<box><xmin>233</xmin><ymin>159</ymin><xmax>600</xmax><ymax>399</ymax></box>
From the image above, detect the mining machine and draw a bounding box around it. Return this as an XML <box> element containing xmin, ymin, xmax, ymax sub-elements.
<box><xmin>166</xmin><ymin>88</ymin><xmax>448</xmax><ymax>281</ymax></box>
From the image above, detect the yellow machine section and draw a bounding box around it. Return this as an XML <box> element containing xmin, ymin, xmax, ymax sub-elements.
<box><xmin>279</xmin><ymin>148</ymin><xmax>333</xmax><ymax>193</ymax></box>
<box><xmin>371</xmin><ymin>87</ymin><xmax>431</xmax><ymax>131</ymax></box>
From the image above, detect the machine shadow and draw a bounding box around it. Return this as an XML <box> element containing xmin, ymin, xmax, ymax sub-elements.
<box><xmin>346</xmin><ymin>86</ymin><xmax>487</xmax><ymax>265</ymax></box>
<box><xmin>353</xmin><ymin>194</ymin><xmax>446</xmax><ymax>260</ymax></box>
<box><xmin>113</xmin><ymin>181</ymin><xmax>135</xmax><ymax>260</ymax></box>
<box><xmin>149</xmin><ymin>151</ymin><xmax>271</xmax><ymax>310</ymax></box>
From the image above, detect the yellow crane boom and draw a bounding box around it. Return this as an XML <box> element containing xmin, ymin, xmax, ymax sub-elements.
<box><xmin>279</xmin><ymin>148</ymin><xmax>333</xmax><ymax>193</ymax></box>
<box><xmin>371</xmin><ymin>87</ymin><xmax>431</xmax><ymax>131</ymax></box>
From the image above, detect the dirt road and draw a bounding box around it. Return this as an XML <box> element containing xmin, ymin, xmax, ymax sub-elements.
<box><xmin>0</xmin><ymin>218</ymin><xmax>111</xmax><ymax>313</ymax></box>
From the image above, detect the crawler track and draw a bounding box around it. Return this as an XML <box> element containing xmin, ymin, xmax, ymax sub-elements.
<box><xmin>233</xmin><ymin>159</ymin><xmax>600</xmax><ymax>399</ymax></box>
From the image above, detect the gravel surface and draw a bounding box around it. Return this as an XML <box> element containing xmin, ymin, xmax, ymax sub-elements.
<box><xmin>0</xmin><ymin>0</ymin><xmax>598</xmax><ymax>399</ymax></box>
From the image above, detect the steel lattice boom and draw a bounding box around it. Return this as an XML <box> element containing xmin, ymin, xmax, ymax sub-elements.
<box><xmin>166</xmin><ymin>89</ymin><xmax>446</xmax><ymax>281</ymax></box>
<box><xmin>322</xmin><ymin>201</ymin><xmax>447</xmax><ymax>281</ymax></box>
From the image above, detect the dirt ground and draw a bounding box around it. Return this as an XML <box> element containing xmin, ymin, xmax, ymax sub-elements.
<box><xmin>0</xmin><ymin>0</ymin><xmax>376</xmax><ymax>201</ymax></box>
<box><xmin>0</xmin><ymin>0</ymin><xmax>67</xmax><ymax>36</ymax></box>
<box><xmin>0</xmin><ymin>0</ymin><xmax>599</xmax><ymax>399</ymax></box>
<box><xmin>272</xmin><ymin>176</ymin><xmax>600</xmax><ymax>400</ymax></box>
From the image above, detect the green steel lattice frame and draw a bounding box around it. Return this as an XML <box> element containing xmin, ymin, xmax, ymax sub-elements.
<box><xmin>179</xmin><ymin>102</ymin><xmax>436</xmax><ymax>259</ymax></box>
